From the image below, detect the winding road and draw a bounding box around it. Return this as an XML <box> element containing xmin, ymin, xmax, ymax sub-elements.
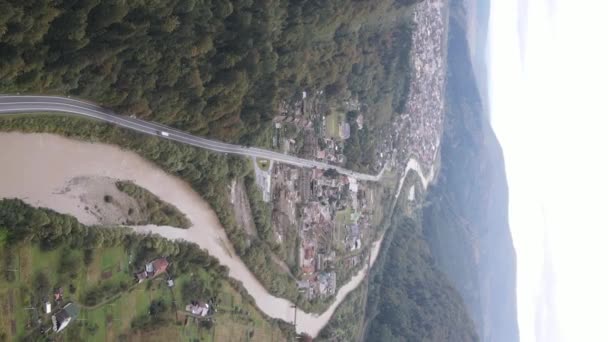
<box><xmin>0</xmin><ymin>95</ymin><xmax>383</xmax><ymax>181</ymax></box>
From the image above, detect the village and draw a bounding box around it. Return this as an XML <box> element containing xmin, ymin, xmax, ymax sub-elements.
<box><xmin>253</xmin><ymin>0</ymin><xmax>448</xmax><ymax>303</ymax></box>
<box><xmin>254</xmin><ymin>88</ymin><xmax>377</xmax><ymax>301</ymax></box>
<box><xmin>389</xmin><ymin>0</ymin><xmax>448</xmax><ymax>173</ymax></box>
<box><xmin>0</xmin><ymin>0</ymin><xmax>461</xmax><ymax>340</ymax></box>
<box><xmin>15</xmin><ymin>256</ymin><xmax>219</xmax><ymax>338</ymax></box>
<box><xmin>268</xmin><ymin>162</ymin><xmax>373</xmax><ymax>300</ymax></box>
<box><xmin>25</xmin><ymin>0</ymin><xmax>450</xmax><ymax>333</ymax></box>
<box><xmin>256</xmin><ymin>84</ymin><xmax>387</xmax><ymax>303</ymax></box>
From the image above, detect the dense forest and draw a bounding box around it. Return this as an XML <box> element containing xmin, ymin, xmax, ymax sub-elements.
<box><xmin>422</xmin><ymin>8</ymin><xmax>519</xmax><ymax>342</ymax></box>
<box><xmin>0</xmin><ymin>0</ymin><xmax>415</xmax><ymax>147</ymax></box>
<box><xmin>364</xmin><ymin>212</ymin><xmax>479</xmax><ymax>342</ymax></box>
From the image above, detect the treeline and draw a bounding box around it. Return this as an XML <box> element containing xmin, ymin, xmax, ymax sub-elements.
<box><xmin>243</xmin><ymin>175</ymin><xmax>273</xmax><ymax>244</ymax></box>
<box><xmin>0</xmin><ymin>198</ymin><xmax>294</xmax><ymax>339</ymax></box>
<box><xmin>0</xmin><ymin>0</ymin><xmax>422</xmax><ymax>308</ymax></box>
<box><xmin>0</xmin><ymin>198</ymin><xmax>228</xmax><ymax>280</ymax></box>
<box><xmin>0</xmin><ymin>197</ymin><xmax>228</xmax><ymax>315</ymax></box>
<box><xmin>364</xmin><ymin>213</ymin><xmax>479</xmax><ymax>342</ymax></box>
<box><xmin>343</xmin><ymin>110</ymin><xmax>378</xmax><ymax>173</ymax></box>
<box><xmin>0</xmin><ymin>116</ymin><xmax>305</xmax><ymax>310</ymax></box>
<box><xmin>241</xmin><ymin>174</ymin><xmax>302</xmax><ymax>301</ymax></box>
<box><xmin>0</xmin><ymin>199</ymin><xmax>294</xmax><ymax>340</ymax></box>
<box><xmin>1</xmin><ymin>0</ymin><xmax>416</xmax><ymax>147</ymax></box>
<box><xmin>1</xmin><ymin>197</ymin><xmax>127</xmax><ymax>252</ymax></box>
<box><xmin>116</xmin><ymin>180</ymin><xmax>192</xmax><ymax>228</ymax></box>
<box><xmin>316</xmin><ymin>279</ymin><xmax>368</xmax><ymax>341</ymax></box>
<box><xmin>0</xmin><ymin>114</ymin><xmax>248</xmax><ymax>253</ymax></box>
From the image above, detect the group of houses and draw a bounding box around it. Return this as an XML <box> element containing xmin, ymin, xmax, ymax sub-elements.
<box><xmin>40</xmin><ymin>287</ymin><xmax>79</xmax><ymax>333</ymax></box>
<box><xmin>43</xmin><ymin>257</ymin><xmax>172</xmax><ymax>335</ymax></box>
<box><xmin>40</xmin><ymin>255</ymin><xmax>217</xmax><ymax>336</ymax></box>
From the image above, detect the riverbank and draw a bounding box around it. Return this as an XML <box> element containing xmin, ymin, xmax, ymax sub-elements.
<box><xmin>0</xmin><ymin>132</ymin><xmax>413</xmax><ymax>336</ymax></box>
<box><xmin>0</xmin><ymin>131</ymin><xmax>436</xmax><ymax>336</ymax></box>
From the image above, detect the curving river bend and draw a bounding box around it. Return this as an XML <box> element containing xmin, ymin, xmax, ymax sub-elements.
<box><xmin>0</xmin><ymin>133</ymin><xmax>433</xmax><ymax>337</ymax></box>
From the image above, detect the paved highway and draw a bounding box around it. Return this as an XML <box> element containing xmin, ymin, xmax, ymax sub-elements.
<box><xmin>0</xmin><ymin>95</ymin><xmax>383</xmax><ymax>181</ymax></box>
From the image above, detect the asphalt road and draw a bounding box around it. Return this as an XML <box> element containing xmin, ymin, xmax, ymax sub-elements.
<box><xmin>0</xmin><ymin>95</ymin><xmax>383</xmax><ymax>181</ymax></box>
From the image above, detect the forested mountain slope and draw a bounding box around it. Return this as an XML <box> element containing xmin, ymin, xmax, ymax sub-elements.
<box><xmin>0</xmin><ymin>0</ymin><xmax>415</xmax><ymax>145</ymax></box>
<box><xmin>364</xmin><ymin>211</ymin><xmax>479</xmax><ymax>342</ymax></box>
<box><xmin>422</xmin><ymin>8</ymin><xmax>519</xmax><ymax>342</ymax></box>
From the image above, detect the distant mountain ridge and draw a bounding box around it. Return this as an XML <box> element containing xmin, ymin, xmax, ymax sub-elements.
<box><xmin>422</xmin><ymin>1</ymin><xmax>520</xmax><ymax>341</ymax></box>
<box><xmin>450</xmin><ymin>0</ymin><xmax>492</xmax><ymax>116</ymax></box>
<box><xmin>363</xmin><ymin>211</ymin><xmax>479</xmax><ymax>342</ymax></box>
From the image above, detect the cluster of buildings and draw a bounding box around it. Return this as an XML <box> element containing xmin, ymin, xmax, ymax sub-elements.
<box><xmin>272</xmin><ymin>91</ymin><xmax>325</xmax><ymax>157</ymax></box>
<box><xmin>315</xmin><ymin>137</ymin><xmax>345</xmax><ymax>164</ymax></box>
<box><xmin>273</xmin><ymin>91</ymin><xmax>359</xmax><ymax>167</ymax></box>
<box><xmin>401</xmin><ymin>0</ymin><xmax>447</xmax><ymax>170</ymax></box>
<box><xmin>273</xmin><ymin>114</ymin><xmax>314</xmax><ymax>131</ymax></box>
<box><xmin>155</xmin><ymin>265</ymin><xmax>215</xmax><ymax>320</ymax></box>
<box><xmin>271</xmin><ymin>0</ymin><xmax>448</xmax><ymax>180</ymax></box>
<box><xmin>36</xmin><ymin>285</ymin><xmax>79</xmax><ymax>334</ymax></box>
<box><xmin>297</xmin><ymin>271</ymin><xmax>337</xmax><ymax>301</ymax></box>
<box><xmin>360</xmin><ymin>0</ymin><xmax>447</xmax><ymax>178</ymax></box>
<box><xmin>270</xmin><ymin>162</ymin><xmax>373</xmax><ymax>300</ymax></box>
<box><xmin>31</xmin><ymin>258</ymin><xmax>170</xmax><ymax>336</ymax></box>
<box><xmin>260</xmin><ymin>0</ymin><xmax>449</xmax><ymax>304</ymax></box>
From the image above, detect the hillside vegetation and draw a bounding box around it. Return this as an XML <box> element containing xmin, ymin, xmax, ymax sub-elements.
<box><xmin>115</xmin><ymin>180</ymin><xmax>191</xmax><ymax>228</ymax></box>
<box><xmin>0</xmin><ymin>199</ymin><xmax>291</xmax><ymax>341</ymax></box>
<box><xmin>0</xmin><ymin>0</ymin><xmax>425</xmax><ymax>312</ymax></box>
<box><xmin>0</xmin><ymin>115</ymin><xmax>307</xmax><ymax>310</ymax></box>
<box><xmin>1</xmin><ymin>0</ymin><xmax>415</xmax><ymax>146</ymax></box>
<box><xmin>364</xmin><ymin>211</ymin><xmax>479</xmax><ymax>342</ymax></box>
<box><xmin>422</xmin><ymin>9</ymin><xmax>519</xmax><ymax>342</ymax></box>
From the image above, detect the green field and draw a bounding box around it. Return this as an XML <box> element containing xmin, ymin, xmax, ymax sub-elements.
<box><xmin>325</xmin><ymin>111</ymin><xmax>346</xmax><ymax>139</ymax></box>
<box><xmin>73</xmin><ymin>279</ymin><xmax>173</xmax><ymax>342</ymax></box>
<box><xmin>0</xmin><ymin>244</ymin><xmax>287</xmax><ymax>341</ymax></box>
<box><xmin>0</xmin><ymin>245</ymin><xmax>134</xmax><ymax>341</ymax></box>
<box><xmin>334</xmin><ymin>208</ymin><xmax>356</xmax><ymax>252</ymax></box>
<box><xmin>209</xmin><ymin>284</ymin><xmax>286</xmax><ymax>342</ymax></box>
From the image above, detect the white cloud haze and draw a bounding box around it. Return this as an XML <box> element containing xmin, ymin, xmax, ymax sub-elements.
<box><xmin>489</xmin><ymin>0</ymin><xmax>608</xmax><ymax>341</ymax></box>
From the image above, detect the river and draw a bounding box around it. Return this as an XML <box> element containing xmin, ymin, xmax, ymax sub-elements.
<box><xmin>0</xmin><ymin>133</ymin><xmax>395</xmax><ymax>336</ymax></box>
<box><xmin>0</xmin><ymin>132</ymin><xmax>435</xmax><ymax>336</ymax></box>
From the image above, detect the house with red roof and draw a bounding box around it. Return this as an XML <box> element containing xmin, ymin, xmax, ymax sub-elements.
<box><xmin>135</xmin><ymin>257</ymin><xmax>169</xmax><ymax>283</ymax></box>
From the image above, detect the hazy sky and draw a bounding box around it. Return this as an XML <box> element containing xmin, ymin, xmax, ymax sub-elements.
<box><xmin>488</xmin><ymin>0</ymin><xmax>608</xmax><ymax>341</ymax></box>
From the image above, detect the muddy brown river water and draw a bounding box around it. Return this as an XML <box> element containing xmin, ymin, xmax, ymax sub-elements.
<box><xmin>0</xmin><ymin>133</ymin><xmax>393</xmax><ymax>337</ymax></box>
